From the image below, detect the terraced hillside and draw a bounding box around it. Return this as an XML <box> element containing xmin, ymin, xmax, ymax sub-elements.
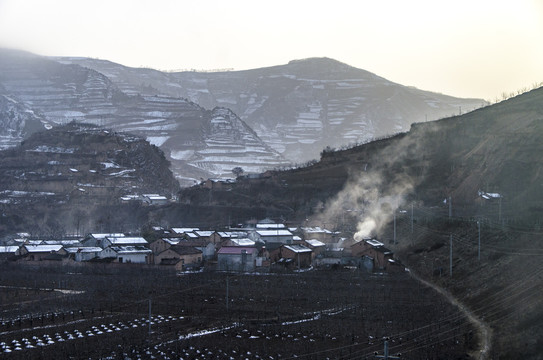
<box><xmin>0</xmin><ymin>49</ymin><xmax>289</xmax><ymax>185</ymax></box>
<box><xmin>60</xmin><ymin>56</ymin><xmax>486</xmax><ymax>163</ymax></box>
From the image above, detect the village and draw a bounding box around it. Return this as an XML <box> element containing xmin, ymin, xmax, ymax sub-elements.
<box><xmin>0</xmin><ymin>219</ymin><xmax>404</xmax><ymax>273</ymax></box>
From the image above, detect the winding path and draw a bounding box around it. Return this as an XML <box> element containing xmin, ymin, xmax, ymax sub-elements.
<box><xmin>409</xmin><ymin>271</ymin><xmax>492</xmax><ymax>360</ymax></box>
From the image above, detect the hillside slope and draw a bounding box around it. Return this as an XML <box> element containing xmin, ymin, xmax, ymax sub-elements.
<box><xmin>57</xmin><ymin>56</ymin><xmax>486</xmax><ymax>163</ymax></box>
<box><xmin>0</xmin><ymin>122</ymin><xmax>179</xmax><ymax>236</ymax></box>
<box><xmin>177</xmin><ymin>87</ymin><xmax>543</xmax><ymax>358</ymax></box>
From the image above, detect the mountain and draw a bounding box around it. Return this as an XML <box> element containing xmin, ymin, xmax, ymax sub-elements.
<box><xmin>0</xmin><ymin>49</ymin><xmax>288</xmax><ymax>185</ymax></box>
<box><xmin>0</xmin><ymin>122</ymin><xmax>180</xmax><ymax>236</ymax></box>
<box><xmin>57</xmin><ymin>56</ymin><xmax>486</xmax><ymax>163</ymax></box>
<box><xmin>177</xmin><ymin>86</ymin><xmax>543</xmax><ymax>358</ymax></box>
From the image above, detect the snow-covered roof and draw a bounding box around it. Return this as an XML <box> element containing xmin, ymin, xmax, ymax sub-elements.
<box><xmin>229</xmin><ymin>238</ymin><xmax>255</xmax><ymax>246</ymax></box>
<box><xmin>108</xmin><ymin>246</ymin><xmax>152</xmax><ymax>254</ymax></box>
<box><xmin>217</xmin><ymin>231</ymin><xmax>245</xmax><ymax>238</ymax></box>
<box><xmin>171</xmin><ymin>227</ymin><xmax>200</xmax><ymax>234</ymax></box>
<box><xmin>163</xmin><ymin>238</ymin><xmax>182</xmax><ymax>245</ymax></box>
<box><xmin>90</xmin><ymin>233</ymin><xmax>125</xmax><ymax>240</ymax></box>
<box><xmin>194</xmin><ymin>231</ymin><xmax>215</xmax><ymax>237</ymax></box>
<box><xmin>284</xmin><ymin>244</ymin><xmax>312</xmax><ymax>253</ymax></box>
<box><xmin>43</xmin><ymin>240</ymin><xmax>81</xmax><ymax>246</ymax></box>
<box><xmin>106</xmin><ymin>236</ymin><xmax>147</xmax><ymax>245</ymax></box>
<box><xmin>302</xmin><ymin>226</ymin><xmax>337</xmax><ymax>234</ymax></box>
<box><xmin>256</xmin><ymin>229</ymin><xmax>293</xmax><ymax>237</ymax></box>
<box><xmin>24</xmin><ymin>244</ymin><xmax>63</xmax><ymax>253</ymax></box>
<box><xmin>256</xmin><ymin>223</ymin><xmax>286</xmax><ymax>229</ymax></box>
<box><xmin>148</xmin><ymin>196</ymin><xmax>168</xmax><ymax>200</ymax></box>
<box><xmin>366</xmin><ymin>239</ymin><xmax>384</xmax><ymax>247</ymax></box>
<box><xmin>305</xmin><ymin>239</ymin><xmax>326</xmax><ymax>247</ymax></box>
<box><xmin>65</xmin><ymin>247</ymin><xmax>102</xmax><ymax>253</ymax></box>
<box><xmin>0</xmin><ymin>246</ymin><xmax>19</xmax><ymax>253</ymax></box>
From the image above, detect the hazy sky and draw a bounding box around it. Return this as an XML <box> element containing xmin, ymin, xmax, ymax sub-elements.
<box><xmin>1</xmin><ymin>0</ymin><xmax>542</xmax><ymax>100</ymax></box>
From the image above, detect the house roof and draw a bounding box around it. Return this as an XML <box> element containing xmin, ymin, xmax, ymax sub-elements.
<box><xmin>218</xmin><ymin>246</ymin><xmax>257</xmax><ymax>255</ymax></box>
<box><xmin>161</xmin><ymin>238</ymin><xmax>182</xmax><ymax>245</ymax></box>
<box><xmin>284</xmin><ymin>244</ymin><xmax>312</xmax><ymax>253</ymax></box>
<box><xmin>43</xmin><ymin>240</ymin><xmax>82</xmax><ymax>246</ymax></box>
<box><xmin>64</xmin><ymin>247</ymin><xmax>103</xmax><ymax>253</ymax></box>
<box><xmin>107</xmin><ymin>246</ymin><xmax>152</xmax><ymax>254</ymax></box>
<box><xmin>305</xmin><ymin>239</ymin><xmax>326</xmax><ymax>247</ymax></box>
<box><xmin>256</xmin><ymin>223</ymin><xmax>286</xmax><ymax>230</ymax></box>
<box><xmin>194</xmin><ymin>230</ymin><xmax>215</xmax><ymax>237</ymax></box>
<box><xmin>365</xmin><ymin>239</ymin><xmax>385</xmax><ymax>247</ymax></box>
<box><xmin>256</xmin><ymin>230</ymin><xmax>293</xmax><ymax>237</ymax></box>
<box><xmin>171</xmin><ymin>227</ymin><xmax>200</xmax><ymax>234</ymax></box>
<box><xmin>302</xmin><ymin>226</ymin><xmax>337</xmax><ymax>234</ymax></box>
<box><xmin>89</xmin><ymin>233</ymin><xmax>125</xmax><ymax>240</ymax></box>
<box><xmin>106</xmin><ymin>237</ymin><xmax>148</xmax><ymax>245</ymax></box>
<box><xmin>0</xmin><ymin>246</ymin><xmax>19</xmax><ymax>253</ymax></box>
<box><xmin>24</xmin><ymin>244</ymin><xmax>63</xmax><ymax>253</ymax></box>
<box><xmin>217</xmin><ymin>231</ymin><xmax>246</xmax><ymax>238</ymax></box>
<box><xmin>229</xmin><ymin>238</ymin><xmax>256</xmax><ymax>246</ymax></box>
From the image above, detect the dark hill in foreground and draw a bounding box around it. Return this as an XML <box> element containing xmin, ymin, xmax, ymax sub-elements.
<box><xmin>0</xmin><ymin>122</ymin><xmax>179</xmax><ymax>237</ymax></box>
<box><xmin>176</xmin><ymin>87</ymin><xmax>543</xmax><ymax>358</ymax></box>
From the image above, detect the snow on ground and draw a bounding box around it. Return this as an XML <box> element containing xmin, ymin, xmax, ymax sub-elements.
<box><xmin>170</xmin><ymin>150</ymin><xmax>195</xmax><ymax>160</ymax></box>
<box><xmin>146</xmin><ymin>136</ymin><xmax>170</xmax><ymax>147</ymax></box>
<box><xmin>108</xmin><ymin>169</ymin><xmax>136</xmax><ymax>177</ymax></box>
<box><xmin>101</xmin><ymin>162</ymin><xmax>120</xmax><ymax>169</ymax></box>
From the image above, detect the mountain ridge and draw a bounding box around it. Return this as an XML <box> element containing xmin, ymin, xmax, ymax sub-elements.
<box><xmin>55</xmin><ymin>54</ymin><xmax>486</xmax><ymax>163</ymax></box>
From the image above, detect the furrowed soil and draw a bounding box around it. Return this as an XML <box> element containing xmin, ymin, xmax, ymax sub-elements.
<box><xmin>0</xmin><ymin>263</ymin><xmax>477</xmax><ymax>359</ymax></box>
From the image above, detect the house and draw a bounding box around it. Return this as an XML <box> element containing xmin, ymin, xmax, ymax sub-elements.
<box><xmin>99</xmin><ymin>246</ymin><xmax>152</xmax><ymax>264</ymax></box>
<box><xmin>155</xmin><ymin>246</ymin><xmax>203</xmax><ymax>270</ymax></box>
<box><xmin>270</xmin><ymin>244</ymin><xmax>312</xmax><ymax>269</ymax></box>
<box><xmin>256</xmin><ymin>223</ymin><xmax>286</xmax><ymax>230</ymax></box>
<box><xmin>301</xmin><ymin>227</ymin><xmax>339</xmax><ymax>242</ymax></box>
<box><xmin>217</xmin><ymin>246</ymin><xmax>258</xmax><ymax>272</ymax></box>
<box><xmin>250</xmin><ymin>229</ymin><xmax>295</xmax><ymax>244</ymax></box>
<box><xmin>170</xmin><ymin>227</ymin><xmax>200</xmax><ymax>236</ymax></box>
<box><xmin>102</xmin><ymin>236</ymin><xmax>148</xmax><ymax>248</ymax></box>
<box><xmin>142</xmin><ymin>194</ymin><xmax>169</xmax><ymax>205</ymax></box>
<box><xmin>194</xmin><ymin>231</ymin><xmax>221</xmax><ymax>244</ymax></box>
<box><xmin>0</xmin><ymin>245</ymin><xmax>19</xmax><ymax>260</ymax></box>
<box><xmin>150</xmin><ymin>238</ymin><xmax>214</xmax><ymax>262</ymax></box>
<box><xmin>149</xmin><ymin>238</ymin><xmax>184</xmax><ymax>255</ymax></box>
<box><xmin>303</xmin><ymin>239</ymin><xmax>326</xmax><ymax>259</ymax></box>
<box><xmin>350</xmin><ymin>239</ymin><xmax>394</xmax><ymax>271</ymax></box>
<box><xmin>16</xmin><ymin>245</ymin><xmax>67</xmax><ymax>261</ymax></box>
<box><xmin>221</xmin><ymin>238</ymin><xmax>255</xmax><ymax>247</ymax></box>
<box><xmin>83</xmin><ymin>233</ymin><xmax>125</xmax><ymax>248</ymax></box>
<box><xmin>64</xmin><ymin>247</ymin><xmax>103</xmax><ymax>262</ymax></box>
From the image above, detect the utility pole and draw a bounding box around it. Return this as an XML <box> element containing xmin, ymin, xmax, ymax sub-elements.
<box><xmin>393</xmin><ymin>212</ymin><xmax>396</xmax><ymax>244</ymax></box>
<box><xmin>449</xmin><ymin>234</ymin><xmax>453</xmax><ymax>277</ymax></box>
<box><xmin>499</xmin><ymin>196</ymin><xmax>503</xmax><ymax>225</ymax></box>
<box><xmin>411</xmin><ymin>203</ymin><xmax>414</xmax><ymax>234</ymax></box>
<box><xmin>226</xmin><ymin>276</ymin><xmax>229</xmax><ymax>313</ymax></box>
<box><xmin>148</xmin><ymin>298</ymin><xmax>152</xmax><ymax>336</ymax></box>
<box><xmin>375</xmin><ymin>340</ymin><xmax>401</xmax><ymax>359</ymax></box>
<box><xmin>477</xmin><ymin>221</ymin><xmax>481</xmax><ymax>261</ymax></box>
<box><xmin>448</xmin><ymin>196</ymin><xmax>452</xmax><ymax>219</ymax></box>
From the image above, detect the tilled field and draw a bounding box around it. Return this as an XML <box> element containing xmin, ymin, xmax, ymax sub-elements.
<box><xmin>0</xmin><ymin>264</ymin><xmax>476</xmax><ymax>359</ymax></box>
